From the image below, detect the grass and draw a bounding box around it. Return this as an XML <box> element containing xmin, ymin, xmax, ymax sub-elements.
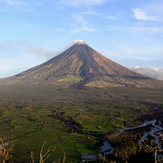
<box><xmin>0</xmin><ymin>78</ymin><xmax>163</xmax><ymax>104</ymax></box>
<box><xmin>0</xmin><ymin>102</ymin><xmax>99</xmax><ymax>162</ymax></box>
<box><xmin>0</xmin><ymin>99</ymin><xmax>162</xmax><ymax>162</ymax></box>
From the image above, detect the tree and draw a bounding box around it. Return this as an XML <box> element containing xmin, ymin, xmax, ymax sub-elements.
<box><xmin>139</xmin><ymin>134</ymin><xmax>163</xmax><ymax>163</ymax></box>
<box><xmin>0</xmin><ymin>138</ymin><xmax>14</xmax><ymax>163</ymax></box>
<box><xmin>31</xmin><ymin>141</ymin><xmax>55</xmax><ymax>163</ymax></box>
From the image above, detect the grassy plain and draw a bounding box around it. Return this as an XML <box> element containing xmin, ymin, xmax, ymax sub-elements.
<box><xmin>0</xmin><ymin>99</ymin><xmax>162</xmax><ymax>162</ymax></box>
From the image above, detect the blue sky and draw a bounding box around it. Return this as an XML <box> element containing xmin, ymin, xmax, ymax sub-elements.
<box><xmin>0</xmin><ymin>0</ymin><xmax>163</xmax><ymax>79</ymax></box>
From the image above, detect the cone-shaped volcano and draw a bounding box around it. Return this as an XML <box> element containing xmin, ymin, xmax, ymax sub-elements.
<box><xmin>0</xmin><ymin>41</ymin><xmax>157</xmax><ymax>88</ymax></box>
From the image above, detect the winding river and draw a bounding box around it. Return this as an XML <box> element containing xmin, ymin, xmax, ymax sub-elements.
<box><xmin>49</xmin><ymin>111</ymin><xmax>163</xmax><ymax>161</ymax></box>
<box><xmin>119</xmin><ymin>119</ymin><xmax>163</xmax><ymax>148</ymax></box>
<box><xmin>100</xmin><ymin>119</ymin><xmax>163</xmax><ymax>161</ymax></box>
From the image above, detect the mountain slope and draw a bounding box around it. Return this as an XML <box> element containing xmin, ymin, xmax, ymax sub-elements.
<box><xmin>1</xmin><ymin>41</ymin><xmax>157</xmax><ymax>89</ymax></box>
<box><xmin>0</xmin><ymin>40</ymin><xmax>163</xmax><ymax>102</ymax></box>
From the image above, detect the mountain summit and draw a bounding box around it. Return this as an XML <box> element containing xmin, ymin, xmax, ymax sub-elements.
<box><xmin>0</xmin><ymin>41</ymin><xmax>156</xmax><ymax>88</ymax></box>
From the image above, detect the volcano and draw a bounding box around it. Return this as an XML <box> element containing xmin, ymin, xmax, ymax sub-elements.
<box><xmin>1</xmin><ymin>40</ymin><xmax>158</xmax><ymax>90</ymax></box>
<box><xmin>0</xmin><ymin>40</ymin><xmax>163</xmax><ymax>101</ymax></box>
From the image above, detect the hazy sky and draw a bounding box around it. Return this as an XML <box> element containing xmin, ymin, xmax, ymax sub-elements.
<box><xmin>0</xmin><ymin>0</ymin><xmax>163</xmax><ymax>79</ymax></box>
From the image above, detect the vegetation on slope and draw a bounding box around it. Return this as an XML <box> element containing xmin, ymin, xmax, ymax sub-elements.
<box><xmin>1</xmin><ymin>42</ymin><xmax>161</xmax><ymax>89</ymax></box>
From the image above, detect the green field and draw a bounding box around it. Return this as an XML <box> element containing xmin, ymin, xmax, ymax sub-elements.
<box><xmin>0</xmin><ymin>99</ymin><xmax>162</xmax><ymax>162</ymax></box>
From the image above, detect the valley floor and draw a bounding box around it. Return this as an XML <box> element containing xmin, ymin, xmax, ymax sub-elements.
<box><xmin>0</xmin><ymin>100</ymin><xmax>162</xmax><ymax>162</ymax></box>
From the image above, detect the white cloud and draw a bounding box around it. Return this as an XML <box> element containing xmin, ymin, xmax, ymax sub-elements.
<box><xmin>132</xmin><ymin>8</ymin><xmax>159</xmax><ymax>21</ymax></box>
<box><xmin>0</xmin><ymin>41</ymin><xmax>57</xmax><ymax>59</ymax></box>
<box><xmin>60</xmin><ymin>0</ymin><xmax>106</xmax><ymax>7</ymax></box>
<box><xmin>0</xmin><ymin>41</ymin><xmax>14</xmax><ymax>49</ymax></box>
<box><xmin>132</xmin><ymin>1</ymin><xmax>163</xmax><ymax>22</ymax></box>
<box><xmin>72</xmin><ymin>15</ymin><xmax>87</xmax><ymax>25</ymax></box>
<box><xmin>132</xmin><ymin>27</ymin><xmax>163</xmax><ymax>32</ymax></box>
<box><xmin>82</xmin><ymin>10</ymin><xmax>114</xmax><ymax>20</ymax></box>
<box><xmin>72</xmin><ymin>26</ymin><xmax>97</xmax><ymax>32</ymax></box>
<box><xmin>0</xmin><ymin>0</ymin><xmax>34</xmax><ymax>13</ymax></box>
<box><xmin>107</xmin><ymin>25</ymin><xmax>163</xmax><ymax>33</ymax></box>
<box><xmin>0</xmin><ymin>58</ymin><xmax>27</xmax><ymax>72</ymax></box>
<box><xmin>0</xmin><ymin>56</ymin><xmax>41</xmax><ymax>78</ymax></box>
<box><xmin>72</xmin><ymin>14</ymin><xmax>97</xmax><ymax>32</ymax></box>
<box><xmin>1</xmin><ymin>0</ymin><xmax>25</xmax><ymax>6</ymax></box>
<box><xmin>128</xmin><ymin>66</ymin><xmax>163</xmax><ymax>80</ymax></box>
<box><xmin>20</xmin><ymin>41</ymin><xmax>57</xmax><ymax>59</ymax></box>
<box><xmin>0</xmin><ymin>41</ymin><xmax>59</xmax><ymax>78</ymax></box>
